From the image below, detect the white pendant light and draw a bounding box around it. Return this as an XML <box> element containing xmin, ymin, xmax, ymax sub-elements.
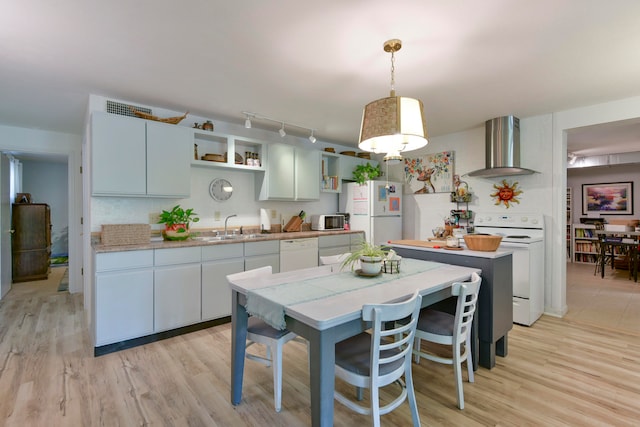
<box><xmin>358</xmin><ymin>39</ymin><xmax>428</xmax><ymax>158</ymax></box>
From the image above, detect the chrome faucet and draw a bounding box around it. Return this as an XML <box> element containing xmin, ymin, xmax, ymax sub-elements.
<box><xmin>224</xmin><ymin>214</ymin><xmax>237</xmax><ymax>237</ymax></box>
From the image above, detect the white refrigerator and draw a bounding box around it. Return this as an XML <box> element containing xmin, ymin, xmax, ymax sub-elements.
<box><xmin>340</xmin><ymin>180</ymin><xmax>403</xmax><ymax>245</ymax></box>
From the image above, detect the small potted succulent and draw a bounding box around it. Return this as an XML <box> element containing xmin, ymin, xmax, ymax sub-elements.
<box><xmin>158</xmin><ymin>205</ymin><xmax>200</xmax><ymax>241</ymax></box>
<box><xmin>353</xmin><ymin>162</ymin><xmax>381</xmax><ymax>185</ymax></box>
<box><xmin>341</xmin><ymin>239</ymin><xmax>389</xmax><ymax>275</ymax></box>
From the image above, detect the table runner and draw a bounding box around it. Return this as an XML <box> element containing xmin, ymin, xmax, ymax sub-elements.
<box><xmin>246</xmin><ymin>258</ymin><xmax>441</xmax><ymax>330</ymax></box>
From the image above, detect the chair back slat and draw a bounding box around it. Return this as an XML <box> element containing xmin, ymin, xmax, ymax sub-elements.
<box><xmin>452</xmin><ymin>272</ymin><xmax>481</xmax><ymax>345</ymax></box>
<box><xmin>363</xmin><ymin>291</ymin><xmax>422</xmax><ymax>377</ymax></box>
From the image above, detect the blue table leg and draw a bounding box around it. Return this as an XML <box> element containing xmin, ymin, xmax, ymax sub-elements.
<box><xmin>231</xmin><ymin>290</ymin><xmax>248</xmax><ymax>405</ymax></box>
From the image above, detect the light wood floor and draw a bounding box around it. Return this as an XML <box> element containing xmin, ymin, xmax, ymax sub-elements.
<box><xmin>0</xmin><ymin>264</ymin><xmax>639</xmax><ymax>426</ymax></box>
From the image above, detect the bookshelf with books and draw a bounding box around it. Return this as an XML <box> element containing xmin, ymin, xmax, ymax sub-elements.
<box><xmin>566</xmin><ymin>188</ymin><xmax>571</xmax><ymax>259</ymax></box>
<box><xmin>572</xmin><ymin>224</ymin><xmax>598</xmax><ymax>264</ymax></box>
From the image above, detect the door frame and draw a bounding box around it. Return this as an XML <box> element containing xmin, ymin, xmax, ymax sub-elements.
<box><xmin>0</xmin><ymin>124</ymin><xmax>82</xmax><ymax>296</ymax></box>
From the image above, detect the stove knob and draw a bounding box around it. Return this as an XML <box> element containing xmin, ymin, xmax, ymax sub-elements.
<box><xmin>531</xmin><ymin>219</ymin><xmax>539</xmax><ymax>225</ymax></box>
<box><xmin>521</xmin><ymin>216</ymin><xmax>528</xmax><ymax>222</ymax></box>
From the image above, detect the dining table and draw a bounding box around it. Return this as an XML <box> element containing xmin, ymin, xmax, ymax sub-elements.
<box><xmin>228</xmin><ymin>258</ymin><xmax>481</xmax><ymax>427</ymax></box>
<box><xmin>595</xmin><ymin>230</ymin><xmax>640</xmax><ymax>282</ymax></box>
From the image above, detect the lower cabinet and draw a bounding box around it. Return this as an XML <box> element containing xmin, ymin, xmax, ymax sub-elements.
<box><xmin>154</xmin><ymin>247</ymin><xmax>202</xmax><ymax>332</ymax></box>
<box><xmin>94</xmin><ymin>250</ymin><xmax>154</xmax><ymax>346</ymax></box>
<box><xmin>318</xmin><ymin>233</ymin><xmax>364</xmax><ymax>261</ymax></box>
<box><xmin>202</xmin><ymin>243</ymin><xmax>244</xmax><ymax>320</ymax></box>
<box><xmin>245</xmin><ymin>240</ymin><xmax>280</xmax><ymax>273</ymax></box>
<box><xmin>154</xmin><ymin>264</ymin><xmax>202</xmax><ymax>332</ymax></box>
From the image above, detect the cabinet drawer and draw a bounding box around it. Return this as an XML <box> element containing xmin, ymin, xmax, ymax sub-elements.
<box><xmin>244</xmin><ymin>240</ymin><xmax>279</xmax><ymax>256</ymax></box>
<box><xmin>202</xmin><ymin>243</ymin><xmax>244</xmax><ymax>261</ymax></box>
<box><xmin>95</xmin><ymin>250</ymin><xmax>154</xmax><ymax>272</ymax></box>
<box><xmin>155</xmin><ymin>247</ymin><xmax>201</xmax><ymax>265</ymax></box>
<box><xmin>318</xmin><ymin>234</ymin><xmax>350</xmax><ymax>248</ymax></box>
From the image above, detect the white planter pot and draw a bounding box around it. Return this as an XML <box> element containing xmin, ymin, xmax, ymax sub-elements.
<box><xmin>360</xmin><ymin>255</ymin><xmax>382</xmax><ymax>274</ymax></box>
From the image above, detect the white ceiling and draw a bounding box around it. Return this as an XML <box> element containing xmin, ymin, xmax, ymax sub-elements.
<box><xmin>2</xmin><ymin>1</ymin><xmax>640</xmax><ymax>156</ymax></box>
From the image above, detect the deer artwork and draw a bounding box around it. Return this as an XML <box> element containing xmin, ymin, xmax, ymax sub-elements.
<box><xmin>414</xmin><ymin>167</ymin><xmax>436</xmax><ymax>194</ymax></box>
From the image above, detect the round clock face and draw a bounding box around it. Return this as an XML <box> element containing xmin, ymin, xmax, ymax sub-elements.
<box><xmin>209</xmin><ymin>178</ymin><xmax>233</xmax><ymax>201</ymax></box>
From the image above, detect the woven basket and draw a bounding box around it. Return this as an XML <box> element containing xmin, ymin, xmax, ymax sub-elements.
<box><xmin>129</xmin><ymin>107</ymin><xmax>188</xmax><ymax>125</ymax></box>
<box><xmin>463</xmin><ymin>234</ymin><xmax>502</xmax><ymax>252</ymax></box>
<box><xmin>101</xmin><ymin>224</ymin><xmax>150</xmax><ymax>246</ymax></box>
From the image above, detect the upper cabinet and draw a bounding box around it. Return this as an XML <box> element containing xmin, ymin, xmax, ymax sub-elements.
<box><xmin>91</xmin><ymin>112</ymin><xmax>191</xmax><ymax>197</ymax></box>
<box><xmin>257</xmin><ymin>143</ymin><xmax>320</xmax><ymax>201</ymax></box>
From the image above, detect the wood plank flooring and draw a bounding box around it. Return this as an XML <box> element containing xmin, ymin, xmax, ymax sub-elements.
<box><xmin>0</xmin><ymin>264</ymin><xmax>638</xmax><ymax>426</ymax></box>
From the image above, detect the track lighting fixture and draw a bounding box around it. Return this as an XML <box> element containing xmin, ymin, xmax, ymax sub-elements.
<box><xmin>241</xmin><ymin>111</ymin><xmax>317</xmax><ymax>144</ymax></box>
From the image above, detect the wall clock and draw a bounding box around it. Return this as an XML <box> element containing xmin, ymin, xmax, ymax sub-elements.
<box><xmin>209</xmin><ymin>178</ymin><xmax>233</xmax><ymax>201</ymax></box>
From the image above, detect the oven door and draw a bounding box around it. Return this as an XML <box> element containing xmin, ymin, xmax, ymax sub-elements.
<box><xmin>499</xmin><ymin>242</ymin><xmax>530</xmax><ymax>298</ymax></box>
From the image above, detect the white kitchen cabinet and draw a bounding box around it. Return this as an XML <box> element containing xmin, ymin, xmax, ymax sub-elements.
<box><xmin>318</xmin><ymin>234</ymin><xmax>351</xmax><ymax>259</ymax></box>
<box><xmin>350</xmin><ymin>232</ymin><xmax>365</xmax><ymax>250</ymax></box>
<box><xmin>295</xmin><ymin>148</ymin><xmax>320</xmax><ymax>200</ymax></box>
<box><xmin>94</xmin><ymin>250</ymin><xmax>154</xmax><ymax>346</ymax></box>
<box><xmin>245</xmin><ymin>240</ymin><xmax>280</xmax><ymax>273</ymax></box>
<box><xmin>257</xmin><ymin>143</ymin><xmax>320</xmax><ymax>201</ymax></box>
<box><xmin>91</xmin><ymin>112</ymin><xmax>191</xmax><ymax>197</ymax></box>
<box><xmin>202</xmin><ymin>243</ymin><xmax>244</xmax><ymax>320</ymax></box>
<box><xmin>154</xmin><ymin>247</ymin><xmax>202</xmax><ymax>331</ymax></box>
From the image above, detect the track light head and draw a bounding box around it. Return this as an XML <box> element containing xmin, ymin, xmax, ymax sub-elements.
<box><xmin>244</xmin><ymin>117</ymin><xmax>252</xmax><ymax>129</ymax></box>
<box><xmin>279</xmin><ymin>123</ymin><xmax>286</xmax><ymax>137</ymax></box>
<box><xmin>309</xmin><ymin>130</ymin><xmax>316</xmax><ymax>143</ymax></box>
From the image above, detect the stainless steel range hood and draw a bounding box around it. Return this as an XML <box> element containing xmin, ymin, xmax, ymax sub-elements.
<box><xmin>467</xmin><ymin>116</ymin><xmax>537</xmax><ymax>178</ymax></box>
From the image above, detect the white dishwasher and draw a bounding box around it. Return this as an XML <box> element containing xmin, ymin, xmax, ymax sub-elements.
<box><xmin>280</xmin><ymin>237</ymin><xmax>319</xmax><ymax>272</ymax></box>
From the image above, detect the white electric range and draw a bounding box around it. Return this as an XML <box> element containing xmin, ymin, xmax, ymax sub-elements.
<box><xmin>473</xmin><ymin>213</ymin><xmax>545</xmax><ymax>326</ymax></box>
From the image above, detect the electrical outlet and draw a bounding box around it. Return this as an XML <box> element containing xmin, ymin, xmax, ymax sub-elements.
<box><xmin>149</xmin><ymin>212</ymin><xmax>160</xmax><ymax>224</ymax></box>
<box><xmin>271</xmin><ymin>209</ymin><xmax>277</xmax><ymax>219</ymax></box>
<box><xmin>214</xmin><ymin>211</ymin><xmax>221</xmax><ymax>221</ymax></box>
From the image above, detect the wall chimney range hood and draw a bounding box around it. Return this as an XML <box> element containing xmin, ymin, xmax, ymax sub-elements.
<box><xmin>467</xmin><ymin>116</ymin><xmax>537</xmax><ymax>178</ymax></box>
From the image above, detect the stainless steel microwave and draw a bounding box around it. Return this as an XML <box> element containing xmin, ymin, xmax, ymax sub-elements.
<box><xmin>310</xmin><ymin>214</ymin><xmax>345</xmax><ymax>231</ymax></box>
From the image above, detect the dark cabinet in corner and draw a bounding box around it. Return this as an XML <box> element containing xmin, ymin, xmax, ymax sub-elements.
<box><xmin>11</xmin><ymin>203</ymin><xmax>51</xmax><ymax>282</ymax></box>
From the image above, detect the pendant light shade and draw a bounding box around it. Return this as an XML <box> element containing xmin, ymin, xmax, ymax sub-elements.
<box><xmin>359</xmin><ymin>96</ymin><xmax>427</xmax><ymax>154</ymax></box>
<box><xmin>358</xmin><ymin>39</ymin><xmax>428</xmax><ymax>157</ymax></box>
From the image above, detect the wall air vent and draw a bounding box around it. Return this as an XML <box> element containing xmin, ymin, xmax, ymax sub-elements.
<box><xmin>106</xmin><ymin>100</ymin><xmax>152</xmax><ymax>117</ymax></box>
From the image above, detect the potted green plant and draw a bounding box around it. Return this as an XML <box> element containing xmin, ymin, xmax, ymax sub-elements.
<box><xmin>353</xmin><ymin>162</ymin><xmax>381</xmax><ymax>185</ymax></box>
<box><xmin>158</xmin><ymin>205</ymin><xmax>200</xmax><ymax>241</ymax></box>
<box><xmin>341</xmin><ymin>239</ymin><xmax>388</xmax><ymax>274</ymax></box>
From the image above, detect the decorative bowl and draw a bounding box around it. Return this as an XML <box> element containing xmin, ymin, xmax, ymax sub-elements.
<box><xmin>463</xmin><ymin>234</ymin><xmax>502</xmax><ymax>251</ymax></box>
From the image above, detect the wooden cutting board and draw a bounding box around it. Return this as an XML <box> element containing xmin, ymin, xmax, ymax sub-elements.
<box><xmin>388</xmin><ymin>239</ymin><xmax>447</xmax><ymax>248</ymax></box>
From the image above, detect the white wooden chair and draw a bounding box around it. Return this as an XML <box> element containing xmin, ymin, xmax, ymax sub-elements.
<box><xmin>319</xmin><ymin>252</ymin><xmax>352</xmax><ymax>271</ymax></box>
<box><xmin>227</xmin><ymin>266</ymin><xmax>302</xmax><ymax>412</ymax></box>
<box><xmin>333</xmin><ymin>290</ymin><xmax>423</xmax><ymax>427</ymax></box>
<box><xmin>409</xmin><ymin>272</ymin><xmax>482</xmax><ymax>410</ymax></box>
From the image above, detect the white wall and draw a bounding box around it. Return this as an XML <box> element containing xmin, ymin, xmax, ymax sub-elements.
<box><xmin>22</xmin><ymin>159</ymin><xmax>69</xmax><ymax>255</ymax></box>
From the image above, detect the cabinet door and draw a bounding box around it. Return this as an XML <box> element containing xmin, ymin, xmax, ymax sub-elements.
<box><xmin>91</xmin><ymin>112</ymin><xmax>147</xmax><ymax>195</ymax></box>
<box><xmin>95</xmin><ymin>269</ymin><xmax>154</xmax><ymax>346</ymax></box>
<box><xmin>295</xmin><ymin>148</ymin><xmax>320</xmax><ymax>200</ymax></box>
<box><xmin>259</xmin><ymin>143</ymin><xmax>295</xmax><ymax>200</ymax></box>
<box><xmin>154</xmin><ymin>264</ymin><xmax>201</xmax><ymax>331</ymax></box>
<box><xmin>146</xmin><ymin>121</ymin><xmax>192</xmax><ymax>197</ymax></box>
<box><xmin>245</xmin><ymin>254</ymin><xmax>280</xmax><ymax>273</ymax></box>
<box><xmin>202</xmin><ymin>258</ymin><xmax>244</xmax><ymax>320</ymax></box>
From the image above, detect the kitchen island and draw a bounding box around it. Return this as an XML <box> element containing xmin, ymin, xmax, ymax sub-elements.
<box><xmin>388</xmin><ymin>240</ymin><xmax>513</xmax><ymax>370</ymax></box>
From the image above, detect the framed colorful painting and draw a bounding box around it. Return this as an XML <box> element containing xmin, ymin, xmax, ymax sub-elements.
<box><xmin>404</xmin><ymin>151</ymin><xmax>454</xmax><ymax>194</ymax></box>
<box><xmin>582</xmin><ymin>182</ymin><xmax>633</xmax><ymax>215</ymax></box>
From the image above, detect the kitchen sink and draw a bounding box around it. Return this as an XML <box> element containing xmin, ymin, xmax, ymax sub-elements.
<box><xmin>192</xmin><ymin>234</ymin><xmax>267</xmax><ymax>242</ymax></box>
